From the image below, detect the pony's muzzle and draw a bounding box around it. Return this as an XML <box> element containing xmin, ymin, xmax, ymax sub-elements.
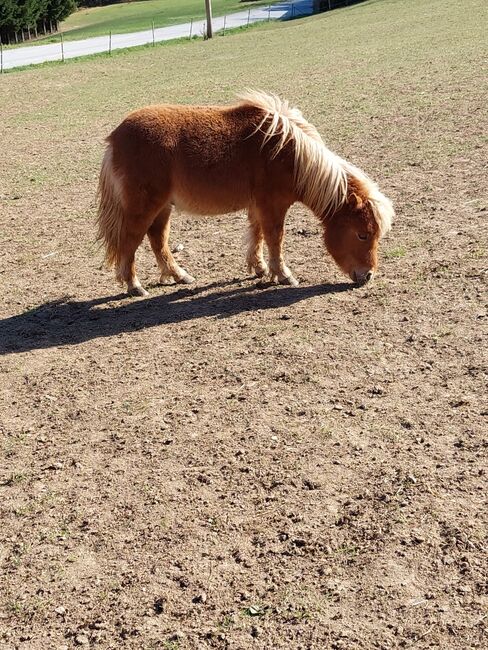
<box><xmin>353</xmin><ymin>270</ymin><xmax>374</xmax><ymax>285</ymax></box>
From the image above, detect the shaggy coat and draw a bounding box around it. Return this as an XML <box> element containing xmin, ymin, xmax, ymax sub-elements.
<box><xmin>97</xmin><ymin>91</ymin><xmax>394</xmax><ymax>295</ymax></box>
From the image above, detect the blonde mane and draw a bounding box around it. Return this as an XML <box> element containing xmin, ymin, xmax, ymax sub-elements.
<box><xmin>237</xmin><ymin>90</ymin><xmax>393</xmax><ymax>237</ymax></box>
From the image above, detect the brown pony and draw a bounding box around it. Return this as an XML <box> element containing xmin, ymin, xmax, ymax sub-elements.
<box><xmin>97</xmin><ymin>91</ymin><xmax>394</xmax><ymax>296</ymax></box>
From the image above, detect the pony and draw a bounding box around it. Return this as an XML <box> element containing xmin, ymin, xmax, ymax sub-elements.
<box><xmin>96</xmin><ymin>90</ymin><xmax>394</xmax><ymax>296</ymax></box>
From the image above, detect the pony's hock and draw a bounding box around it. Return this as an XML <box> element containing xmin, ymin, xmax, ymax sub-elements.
<box><xmin>96</xmin><ymin>91</ymin><xmax>394</xmax><ymax>296</ymax></box>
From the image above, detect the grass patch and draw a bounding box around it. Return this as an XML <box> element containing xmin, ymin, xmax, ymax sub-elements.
<box><xmin>385</xmin><ymin>246</ymin><xmax>407</xmax><ymax>259</ymax></box>
<box><xmin>1</xmin><ymin>0</ymin><xmax>485</xmax><ymax>195</ymax></box>
<box><xmin>2</xmin><ymin>472</ymin><xmax>28</xmax><ymax>486</ymax></box>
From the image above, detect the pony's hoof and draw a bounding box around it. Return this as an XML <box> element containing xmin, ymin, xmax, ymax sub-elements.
<box><xmin>159</xmin><ymin>275</ymin><xmax>176</xmax><ymax>285</ymax></box>
<box><xmin>128</xmin><ymin>285</ymin><xmax>149</xmax><ymax>297</ymax></box>
<box><xmin>280</xmin><ymin>275</ymin><xmax>299</xmax><ymax>287</ymax></box>
<box><xmin>177</xmin><ymin>273</ymin><xmax>195</xmax><ymax>285</ymax></box>
<box><xmin>247</xmin><ymin>261</ymin><xmax>269</xmax><ymax>278</ymax></box>
<box><xmin>255</xmin><ymin>265</ymin><xmax>269</xmax><ymax>278</ymax></box>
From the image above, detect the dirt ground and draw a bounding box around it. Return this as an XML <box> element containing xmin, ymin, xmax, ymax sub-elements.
<box><xmin>0</xmin><ymin>0</ymin><xmax>487</xmax><ymax>648</ymax></box>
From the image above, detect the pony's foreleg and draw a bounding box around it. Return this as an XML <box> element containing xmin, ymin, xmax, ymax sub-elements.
<box><xmin>246</xmin><ymin>208</ymin><xmax>268</xmax><ymax>277</ymax></box>
<box><xmin>258</xmin><ymin>203</ymin><xmax>299</xmax><ymax>287</ymax></box>
<box><xmin>147</xmin><ymin>206</ymin><xmax>195</xmax><ymax>285</ymax></box>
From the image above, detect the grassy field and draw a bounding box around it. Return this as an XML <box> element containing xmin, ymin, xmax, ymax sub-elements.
<box><xmin>23</xmin><ymin>0</ymin><xmax>281</xmax><ymax>44</ymax></box>
<box><xmin>1</xmin><ymin>0</ymin><xmax>487</xmax><ymax>648</ymax></box>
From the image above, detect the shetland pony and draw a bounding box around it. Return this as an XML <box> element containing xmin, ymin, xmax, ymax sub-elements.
<box><xmin>97</xmin><ymin>91</ymin><xmax>394</xmax><ymax>296</ymax></box>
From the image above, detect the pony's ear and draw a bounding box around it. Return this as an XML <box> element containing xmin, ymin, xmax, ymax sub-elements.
<box><xmin>349</xmin><ymin>192</ymin><xmax>364</xmax><ymax>210</ymax></box>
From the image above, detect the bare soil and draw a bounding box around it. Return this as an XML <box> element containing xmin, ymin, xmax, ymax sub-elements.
<box><xmin>0</xmin><ymin>0</ymin><xmax>487</xmax><ymax>648</ymax></box>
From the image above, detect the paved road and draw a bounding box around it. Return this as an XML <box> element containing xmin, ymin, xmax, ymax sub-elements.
<box><xmin>2</xmin><ymin>1</ymin><xmax>313</xmax><ymax>71</ymax></box>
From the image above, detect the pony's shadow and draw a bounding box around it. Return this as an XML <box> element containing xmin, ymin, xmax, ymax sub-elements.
<box><xmin>0</xmin><ymin>279</ymin><xmax>352</xmax><ymax>355</ymax></box>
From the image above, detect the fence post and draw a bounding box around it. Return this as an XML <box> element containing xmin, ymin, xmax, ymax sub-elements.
<box><xmin>109</xmin><ymin>30</ymin><xmax>112</xmax><ymax>54</ymax></box>
<box><xmin>223</xmin><ymin>15</ymin><xmax>226</xmax><ymax>36</ymax></box>
<box><xmin>152</xmin><ymin>21</ymin><xmax>155</xmax><ymax>46</ymax></box>
<box><xmin>0</xmin><ymin>40</ymin><xmax>3</xmax><ymax>74</ymax></box>
<box><xmin>189</xmin><ymin>18</ymin><xmax>193</xmax><ymax>39</ymax></box>
<box><xmin>60</xmin><ymin>32</ymin><xmax>64</xmax><ymax>62</ymax></box>
<box><xmin>268</xmin><ymin>5</ymin><xmax>271</xmax><ymax>21</ymax></box>
<box><xmin>247</xmin><ymin>8</ymin><xmax>251</xmax><ymax>27</ymax></box>
<box><xmin>292</xmin><ymin>3</ymin><xmax>295</xmax><ymax>18</ymax></box>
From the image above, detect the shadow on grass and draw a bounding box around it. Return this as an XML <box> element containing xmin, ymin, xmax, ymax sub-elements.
<box><xmin>0</xmin><ymin>279</ymin><xmax>352</xmax><ymax>354</ymax></box>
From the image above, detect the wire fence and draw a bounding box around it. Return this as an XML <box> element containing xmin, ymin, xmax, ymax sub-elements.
<box><xmin>1</xmin><ymin>0</ymin><xmax>364</xmax><ymax>72</ymax></box>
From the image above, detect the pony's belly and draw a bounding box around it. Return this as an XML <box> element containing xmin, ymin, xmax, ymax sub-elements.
<box><xmin>171</xmin><ymin>191</ymin><xmax>249</xmax><ymax>217</ymax></box>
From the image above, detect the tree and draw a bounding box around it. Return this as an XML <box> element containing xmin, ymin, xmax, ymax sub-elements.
<box><xmin>0</xmin><ymin>0</ymin><xmax>16</xmax><ymax>43</ymax></box>
<box><xmin>46</xmin><ymin>0</ymin><xmax>77</xmax><ymax>24</ymax></box>
<box><xmin>0</xmin><ymin>0</ymin><xmax>77</xmax><ymax>43</ymax></box>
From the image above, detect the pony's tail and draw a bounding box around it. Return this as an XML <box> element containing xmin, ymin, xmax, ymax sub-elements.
<box><xmin>96</xmin><ymin>144</ymin><xmax>125</xmax><ymax>271</ymax></box>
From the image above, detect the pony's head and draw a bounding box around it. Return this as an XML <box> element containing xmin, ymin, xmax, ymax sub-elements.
<box><xmin>322</xmin><ymin>178</ymin><xmax>394</xmax><ymax>284</ymax></box>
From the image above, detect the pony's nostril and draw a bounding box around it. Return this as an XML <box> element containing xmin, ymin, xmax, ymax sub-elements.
<box><xmin>353</xmin><ymin>270</ymin><xmax>373</xmax><ymax>284</ymax></box>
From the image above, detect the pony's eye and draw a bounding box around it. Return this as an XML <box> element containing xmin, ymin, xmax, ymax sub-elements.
<box><xmin>357</xmin><ymin>233</ymin><xmax>368</xmax><ymax>241</ymax></box>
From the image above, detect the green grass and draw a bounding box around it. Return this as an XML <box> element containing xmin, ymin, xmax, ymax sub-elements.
<box><xmin>385</xmin><ymin>246</ymin><xmax>406</xmax><ymax>259</ymax></box>
<box><xmin>18</xmin><ymin>0</ymin><xmax>280</xmax><ymax>44</ymax></box>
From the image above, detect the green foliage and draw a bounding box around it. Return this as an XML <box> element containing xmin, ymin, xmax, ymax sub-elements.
<box><xmin>0</xmin><ymin>0</ymin><xmax>77</xmax><ymax>43</ymax></box>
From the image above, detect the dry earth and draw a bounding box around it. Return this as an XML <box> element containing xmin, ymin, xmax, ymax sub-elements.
<box><xmin>0</xmin><ymin>0</ymin><xmax>487</xmax><ymax>648</ymax></box>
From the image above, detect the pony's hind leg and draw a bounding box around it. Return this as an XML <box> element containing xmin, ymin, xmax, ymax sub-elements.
<box><xmin>147</xmin><ymin>205</ymin><xmax>195</xmax><ymax>285</ymax></box>
<box><xmin>246</xmin><ymin>208</ymin><xmax>268</xmax><ymax>277</ymax></box>
<box><xmin>116</xmin><ymin>226</ymin><xmax>150</xmax><ymax>297</ymax></box>
<box><xmin>256</xmin><ymin>200</ymin><xmax>298</xmax><ymax>286</ymax></box>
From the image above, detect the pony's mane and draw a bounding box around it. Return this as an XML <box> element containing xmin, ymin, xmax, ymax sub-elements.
<box><xmin>237</xmin><ymin>90</ymin><xmax>393</xmax><ymax>237</ymax></box>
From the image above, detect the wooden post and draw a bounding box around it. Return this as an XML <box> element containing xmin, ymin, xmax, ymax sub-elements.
<box><xmin>223</xmin><ymin>15</ymin><xmax>226</xmax><ymax>36</ymax></box>
<box><xmin>109</xmin><ymin>30</ymin><xmax>112</xmax><ymax>54</ymax></box>
<box><xmin>268</xmin><ymin>5</ymin><xmax>271</xmax><ymax>21</ymax></box>
<box><xmin>60</xmin><ymin>32</ymin><xmax>65</xmax><ymax>62</ymax></box>
<box><xmin>204</xmin><ymin>0</ymin><xmax>213</xmax><ymax>39</ymax></box>
<box><xmin>247</xmin><ymin>8</ymin><xmax>251</xmax><ymax>27</ymax></box>
<box><xmin>152</xmin><ymin>21</ymin><xmax>155</xmax><ymax>46</ymax></box>
<box><xmin>0</xmin><ymin>40</ymin><xmax>3</xmax><ymax>74</ymax></box>
<box><xmin>189</xmin><ymin>18</ymin><xmax>193</xmax><ymax>39</ymax></box>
